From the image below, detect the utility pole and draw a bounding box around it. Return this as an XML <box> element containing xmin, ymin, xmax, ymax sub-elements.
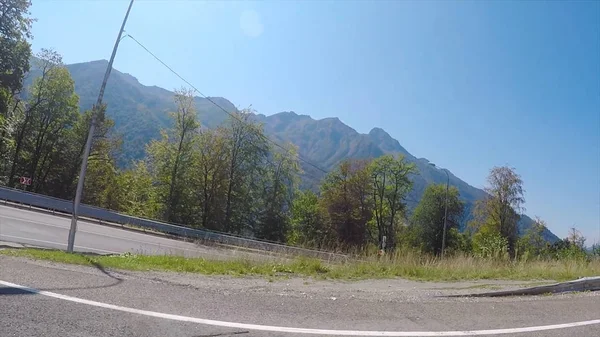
<box><xmin>67</xmin><ymin>0</ymin><xmax>135</xmax><ymax>253</ymax></box>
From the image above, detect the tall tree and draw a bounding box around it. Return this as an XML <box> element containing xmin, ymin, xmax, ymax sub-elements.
<box><xmin>222</xmin><ymin>110</ymin><xmax>268</xmax><ymax>234</ymax></box>
<box><xmin>25</xmin><ymin>64</ymin><xmax>79</xmax><ymax>192</ymax></box>
<box><xmin>193</xmin><ymin>127</ymin><xmax>229</xmax><ymax>230</ymax></box>
<box><xmin>6</xmin><ymin>50</ymin><xmax>79</xmax><ymax>191</ymax></box>
<box><xmin>320</xmin><ymin>159</ymin><xmax>372</xmax><ymax>249</ymax></box>
<box><xmin>566</xmin><ymin>227</ymin><xmax>586</xmax><ymax>250</ymax></box>
<box><xmin>165</xmin><ymin>88</ymin><xmax>198</xmax><ymax>222</ymax></box>
<box><xmin>6</xmin><ymin>50</ymin><xmax>59</xmax><ymax>186</ymax></box>
<box><xmin>0</xmin><ymin>0</ymin><xmax>34</xmax><ymax>117</ymax></box>
<box><xmin>0</xmin><ymin>0</ymin><xmax>32</xmax><ymax>165</ymax></box>
<box><xmin>470</xmin><ymin>166</ymin><xmax>525</xmax><ymax>258</ymax></box>
<box><xmin>255</xmin><ymin>145</ymin><xmax>300</xmax><ymax>242</ymax></box>
<box><xmin>147</xmin><ymin>88</ymin><xmax>199</xmax><ymax>224</ymax></box>
<box><xmin>410</xmin><ymin>184</ymin><xmax>464</xmax><ymax>255</ymax></box>
<box><xmin>370</xmin><ymin>155</ymin><xmax>416</xmax><ymax>251</ymax></box>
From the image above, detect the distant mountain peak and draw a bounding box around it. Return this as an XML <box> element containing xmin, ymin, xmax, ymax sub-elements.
<box><xmin>322</xmin><ymin>116</ymin><xmax>342</xmax><ymax>123</ymax></box>
<box><xmin>369</xmin><ymin>127</ymin><xmax>387</xmax><ymax>135</ymax></box>
<box><xmin>272</xmin><ymin>111</ymin><xmax>298</xmax><ymax>118</ymax></box>
<box><xmin>368</xmin><ymin>127</ymin><xmax>410</xmax><ymax>156</ymax></box>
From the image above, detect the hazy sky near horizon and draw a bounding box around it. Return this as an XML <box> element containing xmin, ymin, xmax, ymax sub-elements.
<box><xmin>30</xmin><ymin>0</ymin><xmax>599</xmax><ymax>243</ymax></box>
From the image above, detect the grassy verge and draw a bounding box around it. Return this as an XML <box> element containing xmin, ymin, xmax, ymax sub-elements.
<box><xmin>1</xmin><ymin>248</ymin><xmax>599</xmax><ymax>281</ymax></box>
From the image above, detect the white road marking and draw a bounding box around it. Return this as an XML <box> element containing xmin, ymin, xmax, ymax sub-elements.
<box><xmin>0</xmin><ymin>235</ymin><xmax>120</xmax><ymax>254</ymax></box>
<box><xmin>1</xmin><ymin>280</ymin><xmax>598</xmax><ymax>336</ymax></box>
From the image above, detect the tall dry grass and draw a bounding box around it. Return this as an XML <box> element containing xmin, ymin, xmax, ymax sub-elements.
<box><xmin>2</xmin><ymin>247</ymin><xmax>598</xmax><ymax>282</ymax></box>
<box><xmin>329</xmin><ymin>248</ymin><xmax>600</xmax><ymax>281</ymax></box>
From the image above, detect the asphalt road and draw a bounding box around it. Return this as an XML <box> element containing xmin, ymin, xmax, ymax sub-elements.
<box><xmin>0</xmin><ymin>204</ymin><xmax>271</xmax><ymax>260</ymax></box>
<box><xmin>1</xmin><ymin>256</ymin><xmax>599</xmax><ymax>337</ymax></box>
<box><xmin>1</xmin><ymin>204</ymin><xmax>599</xmax><ymax>336</ymax></box>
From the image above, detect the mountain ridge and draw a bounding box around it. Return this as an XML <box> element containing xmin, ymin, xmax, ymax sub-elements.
<box><xmin>27</xmin><ymin>59</ymin><xmax>559</xmax><ymax>242</ymax></box>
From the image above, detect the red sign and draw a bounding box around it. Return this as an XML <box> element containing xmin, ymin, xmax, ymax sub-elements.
<box><xmin>20</xmin><ymin>177</ymin><xmax>32</xmax><ymax>186</ymax></box>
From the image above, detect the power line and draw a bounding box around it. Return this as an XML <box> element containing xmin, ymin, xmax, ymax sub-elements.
<box><xmin>121</xmin><ymin>34</ymin><xmax>424</xmax><ymax>191</ymax></box>
<box><xmin>122</xmin><ymin>33</ymin><xmax>329</xmax><ymax>176</ymax></box>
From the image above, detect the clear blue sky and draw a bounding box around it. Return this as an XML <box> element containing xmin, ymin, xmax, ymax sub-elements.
<box><xmin>30</xmin><ymin>0</ymin><xmax>599</xmax><ymax>243</ymax></box>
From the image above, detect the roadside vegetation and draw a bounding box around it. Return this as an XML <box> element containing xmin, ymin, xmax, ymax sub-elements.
<box><xmin>2</xmin><ymin>1</ymin><xmax>598</xmax><ymax>282</ymax></box>
<box><xmin>2</xmin><ymin>248</ymin><xmax>598</xmax><ymax>282</ymax></box>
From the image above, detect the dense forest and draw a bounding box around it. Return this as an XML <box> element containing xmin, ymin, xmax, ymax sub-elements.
<box><xmin>1</xmin><ymin>0</ymin><xmax>596</xmax><ymax>260</ymax></box>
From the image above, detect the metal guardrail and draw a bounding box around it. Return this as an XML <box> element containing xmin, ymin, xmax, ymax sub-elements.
<box><xmin>0</xmin><ymin>186</ymin><xmax>348</xmax><ymax>262</ymax></box>
<box><xmin>448</xmin><ymin>276</ymin><xmax>600</xmax><ymax>297</ymax></box>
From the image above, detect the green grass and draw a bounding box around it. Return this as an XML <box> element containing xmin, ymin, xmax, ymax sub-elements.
<box><xmin>1</xmin><ymin>248</ymin><xmax>599</xmax><ymax>282</ymax></box>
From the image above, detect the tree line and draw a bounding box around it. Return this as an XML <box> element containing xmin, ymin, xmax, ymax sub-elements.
<box><xmin>1</xmin><ymin>1</ymin><xmax>595</xmax><ymax>260</ymax></box>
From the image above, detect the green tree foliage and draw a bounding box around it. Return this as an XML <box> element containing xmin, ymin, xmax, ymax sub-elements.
<box><xmin>192</xmin><ymin>127</ymin><xmax>229</xmax><ymax>230</ymax></box>
<box><xmin>0</xmin><ymin>95</ymin><xmax>22</xmax><ymax>184</ymax></box>
<box><xmin>452</xmin><ymin>228</ymin><xmax>473</xmax><ymax>254</ymax></box>
<box><xmin>410</xmin><ymin>184</ymin><xmax>464</xmax><ymax>255</ymax></box>
<box><xmin>517</xmin><ymin>216</ymin><xmax>549</xmax><ymax>258</ymax></box>
<box><xmin>5</xmin><ymin>50</ymin><xmax>61</xmax><ymax>187</ymax></box>
<box><xmin>0</xmin><ymin>0</ymin><xmax>33</xmax><ymax>169</ymax></box>
<box><xmin>474</xmin><ymin>232</ymin><xmax>509</xmax><ymax>260</ymax></box>
<box><xmin>146</xmin><ymin>88</ymin><xmax>199</xmax><ymax>224</ymax></box>
<box><xmin>255</xmin><ymin>145</ymin><xmax>300</xmax><ymax>242</ymax></box>
<box><xmin>0</xmin><ymin>48</ymin><xmax>122</xmax><ymax>210</ymax></box>
<box><xmin>0</xmin><ymin>0</ymin><xmax>34</xmax><ymax>116</ymax></box>
<box><xmin>469</xmin><ymin>166</ymin><xmax>524</xmax><ymax>258</ymax></box>
<box><xmin>221</xmin><ymin>110</ymin><xmax>269</xmax><ymax>234</ymax></box>
<box><xmin>369</xmin><ymin>155</ymin><xmax>416</xmax><ymax>251</ymax></box>
<box><xmin>547</xmin><ymin>229</ymin><xmax>588</xmax><ymax>261</ymax></box>
<box><xmin>591</xmin><ymin>244</ymin><xmax>600</xmax><ymax>258</ymax></box>
<box><xmin>289</xmin><ymin>190</ymin><xmax>330</xmax><ymax>248</ymax></box>
<box><xmin>43</xmin><ymin>106</ymin><xmax>111</xmax><ymax>200</ymax></box>
<box><xmin>82</xmin><ymin>113</ymin><xmax>124</xmax><ymax>210</ymax></box>
<box><xmin>566</xmin><ymin>227</ymin><xmax>586</xmax><ymax>250</ymax></box>
<box><xmin>313</xmin><ymin>156</ymin><xmax>417</xmax><ymax>252</ymax></box>
<box><xmin>137</xmin><ymin>98</ymin><xmax>299</xmax><ymax>241</ymax></box>
<box><xmin>4</xmin><ymin>50</ymin><xmax>81</xmax><ymax>192</ymax></box>
<box><xmin>166</xmin><ymin>88</ymin><xmax>199</xmax><ymax>222</ymax></box>
<box><xmin>23</xmin><ymin>59</ymin><xmax>79</xmax><ymax>191</ymax></box>
<box><xmin>320</xmin><ymin>159</ymin><xmax>373</xmax><ymax>249</ymax></box>
<box><xmin>117</xmin><ymin>161</ymin><xmax>159</xmax><ymax>218</ymax></box>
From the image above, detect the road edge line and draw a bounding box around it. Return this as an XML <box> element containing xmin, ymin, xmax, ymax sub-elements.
<box><xmin>1</xmin><ymin>280</ymin><xmax>599</xmax><ymax>336</ymax></box>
